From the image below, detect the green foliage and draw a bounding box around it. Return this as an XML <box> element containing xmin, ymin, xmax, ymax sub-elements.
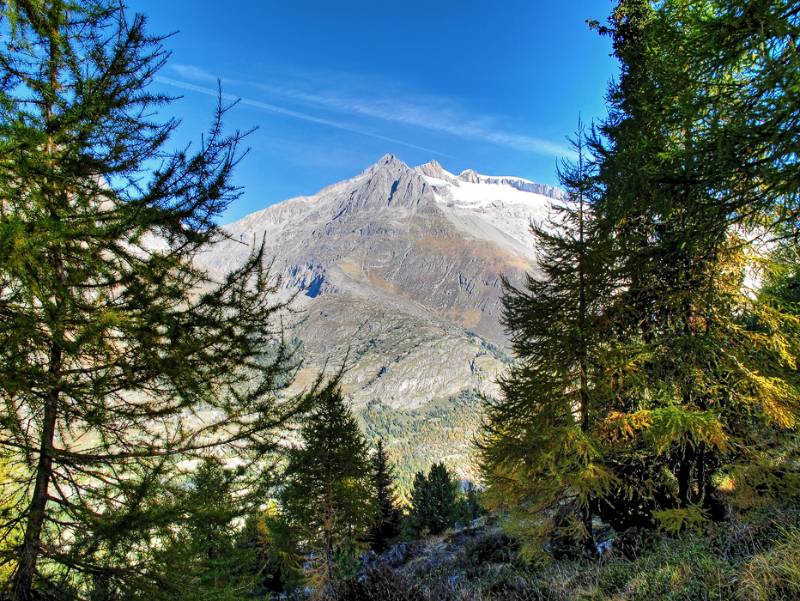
<box><xmin>481</xmin><ymin>0</ymin><xmax>800</xmax><ymax>561</ymax></box>
<box><xmin>585</xmin><ymin>0</ymin><xmax>800</xmax><ymax>528</ymax></box>
<box><xmin>358</xmin><ymin>389</ymin><xmax>483</xmax><ymax>497</ymax></box>
<box><xmin>408</xmin><ymin>462</ymin><xmax>459</xmax><ymax>536</ymax></box>
<box><xmin>280</xmin><ymin>384</ymin><xmax>372</xmax><ymax>593</ymax></box>
<box><xmin>478</xmin><ymin>121</ymin><xmax>613</xmax><ymax>556</ymax></box>
<box><xmin>0</xmin><ymin>2</ymin><xmax>316</xmax><ymax>598</ymax></box>
<box><xmin>252</xmin><ymin>503</ymin><xmax>305</xmax><ymax>597</ymax></box>
<box><xmin>651</xmin><ymin>506</ymin><xmax>710</xmax><ymax>535</ymax></box>
<box><xmin>368</xmin><ymin>439</ymin><xmax>402</xmax><ymax>552</ymax></box>
<box><xmin>0</xmin><ymin>447</ymin><xmax>23</xmax><ymax>587</ymax></box>
<box><xmin>453</xmin><ymin>482</ymin><xmax>484</xmax><ymax>527</ymax></box>
<box><xmin>145</xmin><ymin>459</ymin><xmax>266</xmax><ymax>601</ymax></box>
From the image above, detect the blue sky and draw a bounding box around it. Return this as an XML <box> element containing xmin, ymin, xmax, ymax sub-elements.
<box><xmin>127</xmin><ymin>1</ymin><xmax>618</xmax><ymax>222</ymax></box>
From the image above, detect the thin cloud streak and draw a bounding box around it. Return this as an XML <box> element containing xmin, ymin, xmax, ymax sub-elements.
<box><xmin>252</xmin><ymin>82</ymin><xmax>572</xmax><ymax>158</ymax></box>
<box><xmin>168</xmin><ymin>64</ymin><xmax>574</xmax><ymax>159</ymax></box>
<box><xmin>155</xmin><ymin>76</ymin><xmax>451</xmax><ymax>158</ymax></box>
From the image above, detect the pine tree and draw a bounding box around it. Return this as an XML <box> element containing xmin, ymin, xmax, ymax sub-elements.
<box><xmin>367</xmin><ymin>439</ymin><xmax>401</xmax><ymax>553</ymax></box>
<box><xmin>280</xmin><ymin>384</ymin><xmax>372</xmax><ymax>597</ymax></box>
<box><xmin>0</xmin><ymin>2</ymin><xmax>314</xmax><ymax>598</ymax></box>
<box><xmin>409</xmin><ymin>462</ymin><xmax>458</xmax><ymax>536</ymax></box>
<box><xmin>478</xmin><ymin>122</ymin><xmax>614</xmax><ymax>555</ymax></box>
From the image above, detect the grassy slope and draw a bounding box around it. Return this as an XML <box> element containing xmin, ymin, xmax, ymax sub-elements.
<box><xmin>342</xmin><ymin>503</ymin><xmax>800</xmax><ymax>601</ymax></box>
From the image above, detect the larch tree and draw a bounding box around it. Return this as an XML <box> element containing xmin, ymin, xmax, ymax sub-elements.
<box><xmin>0</xmin><ymin>2</ymin><xmax>316</xmax><ymax>599</ymax></box>
<box><xmin>588</xmin><ymin>0</ymin><xmax>800</xmax><ymax>530</ymax></box>
<box><xmin>476</xmin><ymin>0</ymin><xmax>800</xmax><ymax>557</ymax></box>
<box><xmin>478</xmin><ymin>123</ymin><xmax>614</xmax><ymax>555</ymax></box>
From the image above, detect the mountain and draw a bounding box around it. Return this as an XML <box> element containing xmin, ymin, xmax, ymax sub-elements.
<box><xmin>198</xmin><ymin>154</ymin><xmax>558</xmax><ymax>483</ymax></box>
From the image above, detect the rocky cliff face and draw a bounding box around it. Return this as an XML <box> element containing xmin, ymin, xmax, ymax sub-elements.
<box><xmin>198</xmin><ymin>154</ymin><xmax>557</xmax><ymax>409</ymax></box>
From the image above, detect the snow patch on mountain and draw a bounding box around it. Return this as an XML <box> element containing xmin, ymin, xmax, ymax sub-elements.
<box><xmin>414</xmin><ymin>163</ymin><xmax>559</xmax><ymax>258</ymax></box>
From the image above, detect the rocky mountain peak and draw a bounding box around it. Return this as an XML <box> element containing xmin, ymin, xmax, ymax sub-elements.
<box><xmin>458</xmin><ymin>168</ymin><xmax>480</xmax><ymax>183</ymax></box>
<box><xmin>199</xmin><ymin>153</ymin><xmax>556</xmax><ymax>410</ymax></box>
<box><xmin>415</xmin><ymin>160</ymin><xmax>458</xmax><ymax>184</ymax></box>
<box><xmin>366</xmin><ymin>153</ymin><xmax>410</xmax><ymax>174</ymax></box>
<box><xmin>333</xmin><ymin>154</ymin><xmax>436</xmax><ymax>219</ymax></box>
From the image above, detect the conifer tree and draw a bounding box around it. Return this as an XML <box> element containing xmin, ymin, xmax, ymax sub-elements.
<box><xmin>588</xmin><ymin>0</ymin><xmax>800</xmax><ymax>529</ymax></box>
<box><xmin>672</xmin><ymin>0</ymin><xmax>800</xmax><ymax>236</ymax></box>
<box><xmin>453</xmin><ymin>481</ymin><xmax>483</xmax><ymax>526</ymax></box>
<box><xmin>409</xmin><ymin>462</ymin><xmax>458</xmax><ymax>536</ymax></box>
<box><xmin>153</xmin><ymin>459</ymin><xmax>264</xmax><ymax>601</ymax></box>
<box><xmin>367</xmin><ymin>439</ymin><xmax>401</xmax><ymax>553</ymax></box>
<box><xmin>479</xmin><ymin>123</ymin><xmax>613</xmax><ymax>554</ymax></box>
<box><xmin>250</xmin><ymin>504</ymin><xmax>304</xmax><ymax>598</ymax></box>
<box><xmin>280</xmin><ymin>384</ymin><xmax>372</xmax><ymax>597</ymax></box>
<box><xmin>476</xmin><ymin>0</ymin><xmax>800</xmax><ymax>552</ymax></box>
<box><xmin>0</xmin><ymin>2</ymin><xmax>314</xmax><ymax>598</ymax></box>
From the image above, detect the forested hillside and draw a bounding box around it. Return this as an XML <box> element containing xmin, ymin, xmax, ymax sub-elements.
<box><xmin>358</xmin><ymin>389</ymin><xmax>484</xmax><ymax>497</ymax></box>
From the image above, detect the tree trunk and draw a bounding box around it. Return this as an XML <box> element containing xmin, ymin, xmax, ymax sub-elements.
<box><xmin>324</xmin><ymin>531</ymin><xmax>336</xmax><ymax>600</ymax></box>
<box><xmin>13</xmin><ymin>346</ymin><xmax>61</xmax><ymax>601</ymax></box>
<box><xmin>581</xmin><ymin>502</ymin><xmax>595</xmax><ymax>557</ymax></box>
<box><xmin>13</xmin><ymin>13</ymin><xmax>63</xmax><ymax>591</ymax></box>
<box><xmin>323</xmin><ymin>480</ymin><xmax>337</xmax><ymax>600</ymax></box>
<box><xmin>576</xmin><ymin>157</ymin><xmax>594</xmax><ymax>553</ymax></box>
<box><xmin>677</xmin><ymin>446</ymin><xmax>693</xmax><ymax>508</ymax></box>
<box><xmin>693</xmin><ymin>445</ymin><xmax>706</xmax><ymax>505</ymax></box>
<box><xmin>14</xmin><ymin>17</ymin><xmax>63</xmax><ymax>591</ymax></box>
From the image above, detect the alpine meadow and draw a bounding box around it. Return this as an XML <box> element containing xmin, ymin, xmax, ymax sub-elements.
<box><xmin>1</xmin><ymin>1</ymin><xmax>799</xmax><ymax>600</ymax></box>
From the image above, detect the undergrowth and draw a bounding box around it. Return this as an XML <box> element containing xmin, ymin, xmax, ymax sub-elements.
<box><xmin>337</xmin><ymin>504</ymin><xmax>800</xmax><ymax>601</ymax></box>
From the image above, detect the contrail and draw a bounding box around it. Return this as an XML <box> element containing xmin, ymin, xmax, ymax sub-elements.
<box><xmin>155</xmin><ymin>76</ymin><xmax>451</xmax><ymax>158</ymax></box>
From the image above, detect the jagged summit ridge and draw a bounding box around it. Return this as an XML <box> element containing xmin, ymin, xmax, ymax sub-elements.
<box><xmin>412</xmin><ymin>161</ymin><xmax>564</xmax><ymax>200</ymax></box>
<box><xmin>334</xmin><ymin>154</ymin><xmax>437</xmax><ymax>218</ymax></box>
<box><xmin>364</xmin><ymin>153</ymin><xmax>408</xmax><ymax>174</ymax></box>
<box><xmin>415</xmin><ymin>159</ymin><xmax>458</xmax><ymax>184</ymax></box>
<box><xmin>455</xmin><ymin>168</ymin><xmax>563</xmax><ymax>199</ymax></box>
<box><xmin>337</xmin><ymin>154</ymin><xmax>565</xmax><ymax>201</ymax></box>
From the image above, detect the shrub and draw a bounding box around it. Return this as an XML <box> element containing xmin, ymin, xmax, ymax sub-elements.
<box><xmin>462</xmin><ymin>530</ymin><xmax>522</xmax><ymax>567</ymax></box>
